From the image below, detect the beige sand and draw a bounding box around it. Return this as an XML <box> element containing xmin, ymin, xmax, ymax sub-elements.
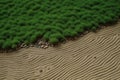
<box><xmin>0</xmin><ymin>22</ymin><xmax>120</xmax><ymax>80</ymax></box>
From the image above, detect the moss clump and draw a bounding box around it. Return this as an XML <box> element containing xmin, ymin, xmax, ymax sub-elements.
<box><xmin>49</xmin><ymin>37</ymin><xmax>59</xmax><ymax>44</ymax></box>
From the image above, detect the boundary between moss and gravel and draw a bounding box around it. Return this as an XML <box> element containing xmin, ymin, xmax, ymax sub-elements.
<box><xmin>0</xmin><ymin>19</ymin><xmax>120</xmax><ymax>53</ymax></box>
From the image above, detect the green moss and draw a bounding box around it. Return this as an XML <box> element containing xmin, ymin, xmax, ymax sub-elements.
<box><xmin>0</xmin><ymin>0</ymin><xmax>120</xmax><ymax>49</ymax></box>
<box><xmin>91</xmin><ymin>26</ymin><xmax>97</xmax><ymax>32</ymax></box>
<box><xmin>43</xmin><ymin>32</ymin><xmax>51</xmax><ymax>41</ymax></box>
<box><xmin>49</xmin><ymin>37</ymin><xmax>59</xmax><ymax>44</ymax></box>
<box><xmin>2</xmin><ymin>39</ymin><xmax>12</xmax><ymax>49</ymax></box>
<box><xmin>49</xmin><ymin>33</ymin><xmax>65</xmax><ymax>41</ymax></box>
<box><xmin>29</xmin><ymin>35</ymin><xmax>37</xmax><ymax>43</ymax></box>
<box><xmin>0</xmin><ymin>40</ymin><xmax>4</xmax><ymax>48</ymax></box>
<box><xmin>11</xmin><ymin>44</ymin><xmax>17</xmax><ymax>49</ymax></box>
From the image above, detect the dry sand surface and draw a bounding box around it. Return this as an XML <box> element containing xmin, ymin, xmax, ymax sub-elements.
<box><xmin>0</xmin><ymin>22</ymin><xmax>120</xmax><ymax>80</ymax></box>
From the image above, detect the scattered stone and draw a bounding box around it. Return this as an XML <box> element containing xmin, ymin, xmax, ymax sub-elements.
<box><xmin>45</xmin><ymin>42</ymin><xmax>49</xmax><ymax>46</ymax></box>
<box><xmin>20</xmin><ymin>40</ymin><xmax>50</xmax><ymax>49</ymax></box>
<box><xmin>20</xmin><ymin>43</ymin><xmax>24</xmax><ymax>48</ymax></box>
<box><xmin>80</xmin><ymin>34</ymin><xmax>84</xmax><ymax>37</ymax></box>
<box><xmin>41</xmin><ymin>45</ymin><xmax>44</xmax><ymax>48</ymax></box>
<box><xmin>38</xmin><ymin>41</ymin><xmax>43</xmax><ymax>45</ymax></box>
<box><xmin>21</xmin><ymin>43</ymin><xmax>27</xmax><ymax>48</ymax></box>
<box><xmin>44</xmin><ymin>45</ymin><xmax>48</xmax><ymax>49</ymax></box>
<box><xmin>85</xmin><ymin>31</ymin><xmax>89</xmax><ymax>34</ymax></box>
<box><xmin>26</xmin><ymin>46</ymin><xmax>29</xmax><ymax>48</ymax></box>
<box><xmin>30</xmin><ymin>44</ymin><xmax>34</xmax><ymax>47</ymax></box>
